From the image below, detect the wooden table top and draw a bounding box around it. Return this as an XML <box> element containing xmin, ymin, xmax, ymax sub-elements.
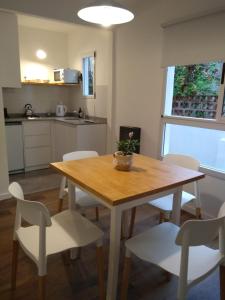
<box><xmin>50</xmin><ymin>154</ymin><xmax>205</xmax><ymax>206</ymax></box>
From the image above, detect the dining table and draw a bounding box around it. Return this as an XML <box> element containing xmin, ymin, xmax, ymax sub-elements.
<box><xmin>50</xmin><ymin>153</ymin><xmax>205</xmax><ymax>300</ymax></box>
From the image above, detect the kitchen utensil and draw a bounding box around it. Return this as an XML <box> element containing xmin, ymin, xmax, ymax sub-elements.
<box><xmin>24</xmin><ymin>104</ymin><xmax>33</xmax><ymax>117</ymax></box>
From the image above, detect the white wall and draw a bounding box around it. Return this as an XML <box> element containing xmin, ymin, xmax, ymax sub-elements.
<box><xmin>3</xmin><ymin>25</ymin><xmax>73</xmax><ymax>114</ymax></box>
<box><xmin>67</xmin><ymin>25</ymin><xmax>112</xmax><ymax>118</ymax></box>
<box><xmin>19</xmin><ymin>26</ymin><xmax>68</xmax><ymax>82</ymax></box>
<box><xmin>0</xmin><ymin>88</ymin><xmax>9</xmax><ymax>199</ymax></box>
<box><xmin>113</xmin><ymin>0</ymin><xmax>225</xmax><ymax>217</ymax></box>
<box><xmin>3</xmin><ymin>23</ymin><xmax>112</xmax><ymax>119</ymax></box>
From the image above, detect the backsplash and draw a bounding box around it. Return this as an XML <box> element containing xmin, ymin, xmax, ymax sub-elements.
<box><xmin>3</xmin><ymin>85</ymin><xmax>72</xmax><ymax>115</ymax></box>
<box><xmin>3</xmin><ymin>85</ymin><xmax>106</xmax><ymax>118</ymax></box>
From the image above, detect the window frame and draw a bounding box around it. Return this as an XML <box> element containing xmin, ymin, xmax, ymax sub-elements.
<box><xmin>82</xmin><ymin>51</ymin><xmax>96</xmax><ymax>99</ymax></box>
<box><xmin>160</xmin><ymin>65</ymin><xmax>225</xmax><ymax>179</ymax></box>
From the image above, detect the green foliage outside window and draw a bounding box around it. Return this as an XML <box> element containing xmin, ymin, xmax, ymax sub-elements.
<box><xmin>174</xmin><ymin>62</ymin><xmax>223</xmax><ymax>97</ymax></box>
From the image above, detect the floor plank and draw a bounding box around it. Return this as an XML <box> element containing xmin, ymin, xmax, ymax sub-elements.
<box><xmin>0</xmin><ymin>186</ymin><xmax>220</xmax><ymax>300</ymax></box>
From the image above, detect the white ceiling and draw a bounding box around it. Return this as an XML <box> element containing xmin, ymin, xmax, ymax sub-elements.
<box><xmin>1</xmin><ymin>0</ymin><xmax>225</xmax><ymax>32</ymax></box>
<box><xmin>0</xmin><ymin>0</ymin><xmax>142</xmax><ymax>29</ymax></box>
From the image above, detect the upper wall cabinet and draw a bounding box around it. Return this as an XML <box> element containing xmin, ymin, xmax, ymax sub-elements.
<box><xmin>0</xmin><ymin>11</ymin><xmax>21</xmax><ymax>88</ymax></box>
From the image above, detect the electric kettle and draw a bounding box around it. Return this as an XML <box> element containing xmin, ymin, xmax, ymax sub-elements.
<box><xmin>56</xmin><ymin>103</ymin><xmax>67</xmax><ymax>117</ymax></box>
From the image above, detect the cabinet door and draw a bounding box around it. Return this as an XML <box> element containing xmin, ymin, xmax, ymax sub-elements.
<box><xmin>23</xmin><ymin>121</ymin><xmax>52</xmax><ymax>169</ymax></box>
<box><xmin>53</xmin><ymin>122</ymin><xmax>77</xmax><ymax>161</ymax></box>
<box><xmin>76</xmin><ymin>124</ymin><xmax>107</xmax><ymax>155</ymax></box>
<box><xmin>0</xmin><ymin>12</ymin><xmax>20</xmax><ymax>88</ymax></box>
<box><xmin>25</xmin><ymin>147</ymin><xmax>52</xmax><ymax>167</ymax></box>
<box><xmin>23</xmin><ymin>121</ymin><xmax>51</xmax><ymax>136</ymax></box>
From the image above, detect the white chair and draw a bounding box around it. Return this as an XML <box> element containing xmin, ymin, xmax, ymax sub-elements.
<box><xmin>58</xmin><ymin>151</ymin><xmax>101</xmax><ymax>220</ymax></box>
<box><xmin>9</xmin><ymin>182</ymin><xmax>105</xmax><ymax>300</ymax></box>
<box><xmin>128</xmin><ymin>154</ymin><xmax>201</xmax><ymax>238</ymax></box>
<box><xmin>121</xmin><ymin>202</ymin><xmax>225</xmax><ymax>300</ymax></box>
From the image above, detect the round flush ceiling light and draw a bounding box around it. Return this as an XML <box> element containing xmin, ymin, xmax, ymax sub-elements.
<box><xmin>36</xmin><ymin>49</ymin><xmax>47</xmax><ymax>60</ymax></box>
<box><xmin>77</xmin><ymin>1</ymin><xmax>134</xmax><ymax>27</ymax></box>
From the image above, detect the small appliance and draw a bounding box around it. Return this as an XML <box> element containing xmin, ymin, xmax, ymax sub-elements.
<box><xmin>24</xmin><ymin>104</ymin><xmax>33</xmax><ymax>117</ymax></box>
<box><xmin>53</xmin><ymin>68</ymin><xmax>79</xmax><ymax>83</ymax></box>
<box><xmin>56</xmin><ymin>103</ymin><xmax>67</xmax><ymax>117</ymax></box>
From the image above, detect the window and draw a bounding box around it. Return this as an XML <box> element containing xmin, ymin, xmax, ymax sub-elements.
<box><xmin>163</xmin><ymin>123</ymin><xmax>225</xmax><ymax>172</ymax></box>
<box><xmin>162</xmin><ymin>61</ymin><xmax>225</xmax><ymax>175</ymax></box>
<box><xmin>164</xmin><ymin>62</ymin><xmax>223</xmax><ymax>119</ymax></box>
<box><xmin>82</xmin><ymin>52</ymin><xmax>96</xmax><ymax>98</ymax></box>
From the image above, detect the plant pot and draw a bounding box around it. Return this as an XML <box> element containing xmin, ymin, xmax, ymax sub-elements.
<box><xmin>113</xmin><ymin>151</ymin><xmax>133</xmax><ymax>171</ymax></box>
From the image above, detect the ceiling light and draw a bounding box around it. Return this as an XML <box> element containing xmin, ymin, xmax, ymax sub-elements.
<box><xmin>77</xmin><ymin>1</ymin><xmax>134</xmax><ymax>27</ymax></box>
<box><xmin>36</xmin><ymin>49</ymin><xmax>47</xmax><ymax>60</ymax></box>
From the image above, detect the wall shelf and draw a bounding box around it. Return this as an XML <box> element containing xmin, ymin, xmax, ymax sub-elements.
<box><xmin>21</xmin><ymin>81</ymin><xmax>80</xmax><ymax>87</ymax></box>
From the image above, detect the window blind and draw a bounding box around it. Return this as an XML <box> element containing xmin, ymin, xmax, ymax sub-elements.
<box><xmin>161</xmin><ymin>11</ymin><xmax>225</xmax><ymax>67</ymax></box>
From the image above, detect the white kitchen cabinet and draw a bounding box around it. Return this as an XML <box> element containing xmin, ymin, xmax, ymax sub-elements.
<box><xmin>0</xmin><ymin>12</ymin><xmax>21</xmax><ymax>88</ymax></box>
<box><xmin>53</xmin><ymin>122</ymin><xmax>77</xmax><ymax>162</ymax></box>
<box><xmin>76</xmin><ymin>124</ymin><xmax>107</xmax><ymax>155</ymax></box>
<box><xmin>53</xmin><ymin>122</ymin><xmax>107</xmax><ymax>162</ymax></box>
<box><xmin>23</xmin><ymin>121</ymin><xmax>52</xmax><ymax>171</ymax></box>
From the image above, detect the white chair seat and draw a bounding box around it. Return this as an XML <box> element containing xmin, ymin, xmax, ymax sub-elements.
<box><xmin>126</xmin><ymin>222</ymin><xmax>221</xmax><ymax>284</ymax></box>
<box><xmin>149</xmin><ymin>191</ymin><xmax>195</xmax><ymax>212</ymax></box>
<box><xmin>64</xmin><ymin>187</ymin><xmax>100</xmax><ymax>207</ymax></box>
<box><xmin>17</xmin><ymin>209</ymin><xmax>103</xmax><ymax>264</ymax></box>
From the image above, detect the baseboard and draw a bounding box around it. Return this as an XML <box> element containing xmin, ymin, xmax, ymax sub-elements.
<box><xmin>183</xmin><ymin>203</ymin><xmax>214</xmax><ymax>219</ymax></box>
<box><xmin>0</xmin><ymin>192</ymin><xmax>11</xmax><ymax>200</ymax></box>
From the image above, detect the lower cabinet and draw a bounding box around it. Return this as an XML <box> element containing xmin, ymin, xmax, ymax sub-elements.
<box><xmin>53</xmin><ymin>122</ymin><xmax>107</xmax><ymax>162</ymax></box>
<box><xmin>23</xmin><ymin>121</ymin><xmax>52</xmax><ymax>171</ymax></box>
<box><xmin>53</xmin><ymin>122</ymin><xmax>77</xmax><ymax>162</ymax></box>
<box><xmin>22</xmin><ymin>120</ymin><xmax>107</xmax><ymax>170</ymax></box>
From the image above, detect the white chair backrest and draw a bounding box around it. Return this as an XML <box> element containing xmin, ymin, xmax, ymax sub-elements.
<box><xmin>218</xmin><ymin>202</ymin><xmax>225</xmax><ymax>218</ymax></box>
<box><xmin>176</xmin><ymin>217</ymin><xmax>225</xmax><ymax>247</ymax></box>
<box><xmin>63</xmin><ymin>150</ymin><xmax>98</xmax><ymax>161</ymax></box>
<box><xmin>9</xmin><ymin>182</ymin><xmax>51</xmax><ymax>227</ymax></box>
<box><xmin>163</xmin><ymin>154</ymin><xmax>200</xmax><ymax>171</ymax></box>
<box><xmin>175</xmin><ymin>209</ymin><xmax>225</xmax><ymax>293</ymax></box>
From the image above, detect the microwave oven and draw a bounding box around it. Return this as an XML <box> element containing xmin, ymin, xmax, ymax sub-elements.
<box><xmin>54</xmin><ymin>68</ymin><xmax>79</xmax><ymax>83</ymax></box>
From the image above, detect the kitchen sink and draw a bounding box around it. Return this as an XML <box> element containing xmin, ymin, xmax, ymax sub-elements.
<box><xmin>64</xmin><ymin>117</ymin><xmax>80</xmax><ymax>120</ymax></box>
<box><xmin>64</xmin><ymin>118</ymin><xmax>96</xmax><ymax>124</ymax></box>
<box><xmin>27</xmin><ymin>116</ymin><xmax>41</xmax><ymax>120</ymax></box>
<box><xmin>83</xmin><ymin>119</ymin><xmax>95</xmax><ymax>123</ymax></box>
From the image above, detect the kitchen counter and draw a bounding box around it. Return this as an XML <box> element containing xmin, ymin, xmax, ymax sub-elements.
<box><xmin>5</xmin><ymin>115</ymin><xmax>107</xmax><ymax>126</ymax></box>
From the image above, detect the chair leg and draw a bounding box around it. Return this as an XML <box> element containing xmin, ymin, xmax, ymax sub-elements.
<box><xmin>128</xmin><ymin>207</ymin><xmax>136</xmax><ymax>238</ymax></box>
<box><xmin>11</xmin><ymin>240</ymin><xmax>19</xmax><ymax>290</ymax></box>
<box><xmin>38</xmin><ymin>275</ymin><xmax>46</xmax><ymax>300</ymax></box>
<box><xmin>121</xmin><ymin>256</ymin><xmax>131</xmax><ymax>300</ymax></box>
<box><xmin>220</xmin><ymin>265</ymin><xmax>225</xmax><ymax>300</ymax></box>
<box><xmin>95</xmin><ymin>207</ymin><xmax>99</xmax><ymax>221</ymax></box>
<box><xmin>96</xmin><ymin>246</ymin><xmax>105</xmax><ymax>300</ymax></box>
<box><xmin>58</xmin><ymin>198</ymin><xmax>64</xmax><ymax>213</ymax></box>
<box><xmin>195</xmin><ymin>207</ymin><xmax>202</xmax><ymax>219</ymax></box>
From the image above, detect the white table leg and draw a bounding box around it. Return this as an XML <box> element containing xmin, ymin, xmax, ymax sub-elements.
<box><xmin>107</xmin><ymin>206</ymin><xmax>122</xmax><ymax>300</ymax></box>
<box><xmin>68</xmin><ymin>180</ymin><xmax>78</xmax><ymax>259</ymax></box>
<box><xmin>171</xmin><ymin>187</ymin><xmax>182</xmax><ymax>225</ymax></box>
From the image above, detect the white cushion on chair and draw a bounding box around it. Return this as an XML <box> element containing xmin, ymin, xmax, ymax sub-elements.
<box><xmin>16</xmin><ymin>210</ymin><xmax>103</xmax><ymax>264</ymax></box>
<box><xmin>149</xmin><ymin>191</ymin><xmax>195</xmax><ymax>212</ymax></box>
<box><xmin>126</xmin><ymin>222</ymin><xmax>221</xmax><ymax>283</ymax></box>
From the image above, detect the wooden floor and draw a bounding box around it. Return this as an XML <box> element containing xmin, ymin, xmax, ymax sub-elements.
<box><xmin>0</xmin><ymin>188</ymin><xmax>220</xmax><ymax>300</ymax></box>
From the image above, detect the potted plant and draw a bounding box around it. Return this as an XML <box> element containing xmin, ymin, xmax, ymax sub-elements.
<box><xmin>114</xmin><ymin>132</ymin><xmax>139</xmax><ymax>171</ymax></box>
